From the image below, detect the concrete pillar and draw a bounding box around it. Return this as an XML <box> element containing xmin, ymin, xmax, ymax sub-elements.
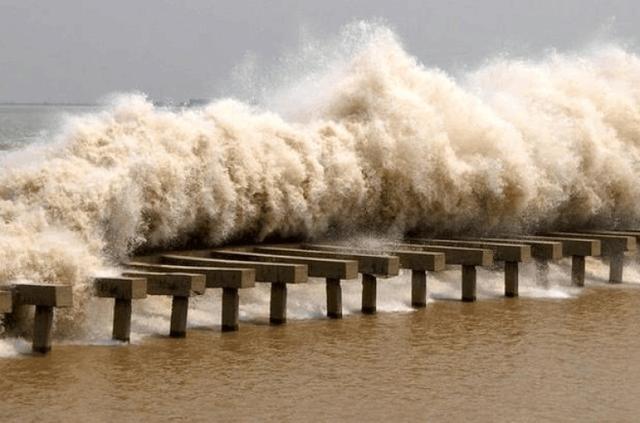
<box><xmin>32</xmin><ymin>305</ymin><xmax>53</xmax><ymax>354</ymax></box>
<box><xmin>462</xmin><ymin>265</ymin><xmax>477</xmax><ymax>302</ymax></box>
<box><xmin>571</xmin><ymin>255</ymin><xmax>585</xmax><ymax>287</ymax></box>
<box><xmin>411</xmin><ymin>270</ymin><xmax>427</xmax><ymax>308</ymax></box>
<box><xmin>270</xmin><ymin>283</ymin><xmax>287</xmax><ymax>325</ymax></box>
<box><xmin>170</xmin><ymin>296</ymin><xmax>189</xmax><ymax>338</ymax></box>
<box><xmin>609</xmin><ymin>254</ymin><xmax>624</xmax><ymax>284</ymax></box>
<box><xmin>361</xmin><ymin>274</ymin><xmax>377</xmax><ymax>314</ymax></box>
<box><xmin>112</xmin><ymin>298</ymin><xmax>132</xmax><ymax>342</ymax></box>
<box><xmin>505</xmin><ymin>261</ymin><xmax>519</xmax><ymax>298</ymax></box>
<box><xmin>221</xmin><ymin>288</ymin><xmax>239</xmax><ymax>332</ymax></box>
<box><xmin>326</xmin><ymin>278</ymin><xmax>342</xmax><ymax>319</ymax></box>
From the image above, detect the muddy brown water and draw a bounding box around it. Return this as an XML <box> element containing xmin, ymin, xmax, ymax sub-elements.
<box><xmin>1</xmin><ymin>285</ymin><xmax>640</xmax><ymax>422</ymax></box>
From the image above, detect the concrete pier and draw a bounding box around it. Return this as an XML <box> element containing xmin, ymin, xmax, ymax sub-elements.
<box><xmin>326</xmin><ymin>278</ymin><xmax>342</xmax><ymax>319</ymax></box>
<box><xmin>254</xmin><ymin>246</ymin><xmax>400</xmax><ymax>315</ymax></box>
<box><xmin>126</xmin><ymin>262</ymin><xmax>254</xmax><ymax>332</ymax></box>
<box><xmin>222</xmin><ymin>287</ymin><xmax>239</xmax><ymax>331</ymax></box>
<box><xmin>546</xmin><ymin>232</ymin><xmax>634</xmax><ymax>283</ymax></box>
<box><xmin>305</xmin><ymin>244</ymin><xmax>445</xmax><ymax>307</ymax></box>
<box><xmin>392</xmin><ymin>242</ymin><xmax>493</xmax><ymax>302</ymax></box>
<box><xmin>411</xmin><ymin>270</ymin><xmax>427</xmax><ymax>308</ymax></box>
<box><xmin>270</xmin><ymin>283</ymin><xmax>287</xmax><ymax>324</ymax></box>
<box><xmin>122</xmin><ymin>271</ymin><xmax>205</xmax><ymax>337</ymax></box>
<box><xmin>12</xmin><ymin>284</ymin><xmax>73</xmax><ymax>353</ymax></box>
<box><xmin>462</xmin><ymin>265</ymin><xmax>477</xmax><ymax>302</ymax></box>
<box><xmin>525</xmin><ymin>236</ymin><xmax>600</xmax><ymax>287</ymax></box>
<box><xmin>211</xmin><ymin>250</ymin><xmax>357</xmax><ymax>319</ymax></box>
<box><xmin>407</xmin><ymin>238</ymin><xmax>530</xmax><ymax>298</ymax></box>
<box><xmin>94</xmin><ymin>277</ymin><xmax>147</xmax><ymax>342</ymax></box>
<box><xmin>505</xmin><ymin>261</ymin><xmax>519</xmax><ymax>297</ymax></box>
<box><xmin>572</xmin><ymin>255</ymin><xmax>586</xmax><ymax>287</ymax></box>
<box><xmin>361</xmin><ymin>274</ymin><xmax>377</xmax><ymax>314</ymax></box>
<box><xmin>161</xmin><ymin>255</ymin><xmax>306</xmax><ymax>325</ymax></box>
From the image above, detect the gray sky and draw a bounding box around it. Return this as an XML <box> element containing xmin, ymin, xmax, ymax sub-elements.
<box><xmin>1</xmin><ymin>0</ymin><xmax>639</xmax><ymax>103</ymax></box>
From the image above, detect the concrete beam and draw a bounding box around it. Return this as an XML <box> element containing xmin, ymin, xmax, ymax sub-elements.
<box><xmin>121</xmin><ymin>271</ymin><xmax>206</xmax><ymax>338</ymax></box>
<box><xmin>303</xmin><ymin>244</ymin><xmax>445</xmax><ymax>272</ymax></box>
<box><xmin>252</xmin><ymin>246</ymin><xmax>400</xmax><ymax>277</ymax></box>
<box><xmin>94</xmin><ymin>277</ymin><xmax>147</xmax><ymax>300</ymax></box>
<box><xmin>388</xmin><ymin>243</ymin><xmax>493</xmax><ymax>267</ymax></box>
<box><xmin>13</xmin><ymin>283</ymin><xmax>73</xmax><ymax>308</ymax></box>
<box><xmin>122</xmin><ymin>271</ymin><xmax>206</xmax><ymax>297</ymax></box>
<box><xmin>406</xmin><ymin>238</ymin><xmax>529</xmax><ymax>298</ymax></box>
<box><xmin>93</xmin><ymin>276</ymin><xmax>147</xmax><ymax>342</ymax></box>
<box><xmin>406</xmin><ymin>238</ymin><xmax>531</xmax><ymax>263</ymax></box>
<box><xmin>209</xmin><ymin>250</ymin><xmax>358</xmax><ymax>280</ymax></box>
<box><xmin>524</xmin><ymin>236</ymin><xmax>600</xmax><ymax>286</ymax></box>
<box><xmin>576</xmin><ymin>230</ymin><xmax>640</xmax><ymax>243</ymax></box>
<box><xmin>11</xmin><ymin>283</ymin><xmax>72</xmax><ymax>354</ymax></box>
<box><xmin>127</xmin><ymin>262</ymin><xmax>255</xmax><ymax>289</ymax></box>
<box><xmin>161</xmin><ymin>254</ymin><xmax>307</xmax><ymax>284</ymax></box>
<box><xmin>523</xmin><ymin>236</ymin><xmax>601</xmax><ymax>257</ymax></box>
<box><xmin>464</xmin><ymin>237</ymin><xmax>562</xmax><ymax>261</ymax></box>
<box><xmin>545</xmin><ymin>232</ymin><xmax>635</xmax><ymax>283</ymax></box>
<box><xmin>545</xmin><ymin>232</ymin><xmax>636</xmax><ymax>255</ymax></box>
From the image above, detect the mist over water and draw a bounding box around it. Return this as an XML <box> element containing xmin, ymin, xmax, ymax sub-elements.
<box><xmin>2</xmin><ymin>22</ymin><xmax>640</xmax><ymax>342</ymax></box>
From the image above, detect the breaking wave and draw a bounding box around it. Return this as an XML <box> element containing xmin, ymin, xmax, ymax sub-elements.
<box><xmin>2</xmin><ymin>22</ymin><xmax>640</xmax><ymax>334</ymax></box>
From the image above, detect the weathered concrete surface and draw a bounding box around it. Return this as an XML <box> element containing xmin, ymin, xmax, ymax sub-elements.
<box><xmin>304</xmin><ymin>244</ymin><xmax>446</xmax><ymax>272</ymax></box>
<box><xmin>13</xmin><ymin>283</ymin><xmax>73</xmax><ymax>307</ymax></box>
<box><xmin>505</xmin><ymin>261</ymin><xmax>519</xmax><ymax>297</ymax></box>
<box><xmin>326</xmin><ymin>278</ymin><xmax>342</xmax><ymax>319</ymax></box>
<box><xmin>411</xmin><ymin>270</ymin><xmax>427</xmax><ymax>308</ymax></box>
<box><xmin>32</xmin><ymin>305</ymin><xmax>54</xmax><ymax>354</ymax></box>
<box><xmin>462</xmin><ymin>265</ymin><xmax>477</xmax><ymax>302</ymax></box>
<box><xmin>221</xmin><ymin>288</ymin><xmax>239</xmax><ymax>332</ymax></box>
<box><xmin>545</xmin><ymin>232</ymin><xmax>635</xmax><ymax>255</ymax></box>
<box><xmin>523</xmin><ymin>236</ymin><xmax>601</xmax><ymax>257</ymax></box>
<box><xmin>210</xmin><ymin>250</ymin><xmax>358</xmax><ymax>280</ymax></box>
<box><xmin>122</xmin><ymin>271</ymin><xmax>206</xmax><ymax>296</ymax></box>
<box><xmin>269</xmin><ymin>283</ymin><xmax>287</xmax><ymax>325</ymax></box>
<box><xmin>127</xmin><ymin>262</ymin><xmax>255</xmax><ymax>289</ymax></box>
<box><xmin>112</xmin><ymin>298</ymin><xmax>132</xmax><ymax>342</ymax></box>
<box><xmin>462</xmin><ymin>237</ymin><xmax>563</xmax><ymax>261</ymax></box>
<box><xmin>253</xmin><ymin>246</ymin><xmax>400</xmax><ymax>277</ymax></box>
<box><xmin>361</xmin><ymin>274</ymin><xmax>377</xmax><ymax>314</ymax></box>
<box><xmin>407</xmin><ymin>238</ymin><xmax>531</xmax><ymax>263</ymax></box>
<box><xmin>390</xmin><ymin>243</ymin><xmax>494</xmax><ymax>267</ymax></box>
<box><xmin>161</xmin><ymin>254</ymin><xmax>308</xmax><ymax>284</ymax></box>
<box><xmin>94</xmin><ymin>277</ymin><xmax>147</xmax><ymax>300</ymax></box>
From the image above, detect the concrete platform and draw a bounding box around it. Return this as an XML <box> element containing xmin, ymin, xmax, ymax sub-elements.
<box><xmin>94</xmin><ymin>276</ymin><xmax>147</xmax><ymax>342</ymax></box>
<box><xmin>127</xmin><ymin>262</ymin><xmax>255</xmax><ymax>289</ymax></box>
<box><xmin>209</xmin><ymin>250</ymin><xmax>359</xmax><ymax>280</ymax></box>
<box><xmin>406</xmin><ymin>238</ymin><xmax>531</xmax><ymax>298</ymax></box>
<box><xmin>161</xmin><ymin>254</ymin><xmax>308</xmax><ymax>284</ymax></box>
<box><xmin>11</xmin><ymin>283</ymin><xmax>73</xmax><ymax>354</ymax></box>
<box><xmin>464</xmin><ymin>237</ymin><xmax>562</xmax><ymax>261</ymax></box>
<box><xmin>252</xmin><ymin>246</ymin><xmax>400</xmax><ymax>277</ymax></box>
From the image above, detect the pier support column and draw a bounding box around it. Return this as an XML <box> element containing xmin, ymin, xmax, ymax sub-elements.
<box><xmin>571</xmin><ymin>255</ymin><xmax>585</xmax><ymax>287</ymax></box>
<box><xmin>411</xmin><ymin>270</ymin><xmax>427</xmax><ymax>308</ymax></box>
<box><xmin>33</xmin><ymin>305</ymin><xmax>54</xmax><ymax>354</ymax></box>
<box><xmin>362</xmin><ymin>274</ymin><xmax>377</xmax><ymax>314</ymax></box>
<box><xmin>170</xmin><ymin>296</ymin><xmax>189</xmax><ymax>338</ymax></box>
<box><xmin>609</xmin><ymin>254</ymin><xmax>624</xmax><ymax>284</ymax></box>
<box><xmin>326</xmin><ymin>278</ymin><xmax>342</xmax><ymax>319</ymax></box>
<box><xmin>113</xmin><ymin>298</ymin><xmax>133</xmax><ymax>342</ymax></box>
<box><xmin>462</xmin><ymin>265</ymin><xmax>477</xmax><ymax>302</ymax></box>
<box><xmin>270</xmin><ymin>283</ymin><xmax>287</xmax><ymax>325</ymax></box>
<box><xmin>221</xmin><ymin>288</ymin><xmax>239</xmax><ymax>332</ymax></box>
<box><xmin>505</xmin><ymin>261</ymin><xmax>519</xmax><ymax>298</ymax></box>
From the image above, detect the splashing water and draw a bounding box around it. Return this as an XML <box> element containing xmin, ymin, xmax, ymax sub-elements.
<box><xmin>1</xmin><ymin>22</ymin><xmax>640</xmax><ymax>338</ymax></box>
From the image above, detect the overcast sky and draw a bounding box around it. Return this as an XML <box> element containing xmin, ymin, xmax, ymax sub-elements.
<box><xmin>1</xmin><ymin>0</ymin><xmax>639</xmax><ymax>103</ymax></box>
